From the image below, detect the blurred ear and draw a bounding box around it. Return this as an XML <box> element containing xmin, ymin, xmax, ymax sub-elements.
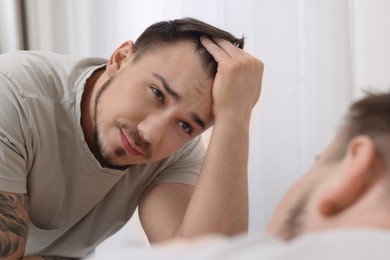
<box><xmin>106</xmin><ymin>41</ymin><xmax>135</xmax><ymax>77</ymax></box>
<box><xmin>318</xmin><ymin>135</ymin><xmax>380</xmax><ymax>216</ymax></box>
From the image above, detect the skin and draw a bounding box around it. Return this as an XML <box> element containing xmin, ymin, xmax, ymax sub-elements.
<box><xmin>0</xmin><ymin>192</ymin><xmax>28</xmax><ymax>259</ymax></box>
<box><xmin>267</xmin><ymin>134</ymin><xmax>390</xmax><ymax>240</ymax></box>
<box><xmin>81</xmin><ymin>40</ymin><xmax>214</xmax><ymax>167</ymax></box>
<box><xmin>0</xmin><ymin>37</ymin><xmax>263</xmax><ymax>258</ymax></box>
<box><xmin>80</xmin><ymin>37</ymin><xmax>263</xmax><ymax>244</ymax></box>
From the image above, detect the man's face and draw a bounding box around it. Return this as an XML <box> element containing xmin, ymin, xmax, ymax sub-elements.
<box><xmin>93</xmin><ymin>41</ymin><xmax>214</xmax><ymax>169</ymax></box>
<box><xmin>267</xmin><ymin>136</ymin><xmax>344</xmax><ymax>239</ymax></box>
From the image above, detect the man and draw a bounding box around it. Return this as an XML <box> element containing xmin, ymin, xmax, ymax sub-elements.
<box><xmin>91</xmin><ymin>92</ymin><xmax>390</xmax><ymax>260</ymax></box>
<box><xmin>0</xmin><ymin>18</ymin><xmax>264</xmax><ymax>259</ymax></box>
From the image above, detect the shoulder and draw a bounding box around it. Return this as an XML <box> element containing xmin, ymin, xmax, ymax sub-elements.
<box><xmin>0</xmin><ymin>51</ymin><xmax>107</xmax><ymax>99</ymax></box>
<box><xmin>0</xmin><ymin>51</ymin><xmax>71</xmax><ymax>74</ymax></box>
<box><xmin>0</xmin><ymin>50</ymin><xmax>106</xmax><ymax>69</ymax></box>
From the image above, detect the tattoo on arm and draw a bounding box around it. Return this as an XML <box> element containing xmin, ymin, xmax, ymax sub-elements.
<box><xmin>0</xmin><ymin>191</ymin><xmax>29</xmax><ymax>258</ymax></box>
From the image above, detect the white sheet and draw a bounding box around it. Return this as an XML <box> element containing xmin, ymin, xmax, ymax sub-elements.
<box><xmin>88</xmin><ymin>229</ymin><xmax>390</xmax><ymax>260</ymax></box>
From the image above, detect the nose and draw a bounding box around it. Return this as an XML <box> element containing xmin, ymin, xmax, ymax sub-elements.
<box><xmin>137</xmin><ymin>114</ymin><xmax>168</xmax><ymax>145</ymax></box>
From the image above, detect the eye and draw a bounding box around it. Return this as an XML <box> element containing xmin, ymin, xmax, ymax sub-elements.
<box><xmin>150</xmin><ymin>86</ymin><xmax>165</xmax><ymax>103</ymax></box>
<box><xmin>177</xmin><ymin>121</ymin><xmax>193</xmax><ymax>135</ymax></box>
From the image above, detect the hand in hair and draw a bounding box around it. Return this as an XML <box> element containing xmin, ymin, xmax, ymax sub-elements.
<box><xmin>200</xmin><ymin>36</ymin><xmax>264</xmax><ymax>124</ymax></box>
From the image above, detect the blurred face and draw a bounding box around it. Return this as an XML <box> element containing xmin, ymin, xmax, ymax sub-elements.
<box><xmin>267</xmin><ymin>136</ymin><xmax>344</xmax><ymax>240</ymax></box>
<box><xmin>93</xmin><ymin>41</ymin><xmax>213</xmax><ymax>170</ymax></box>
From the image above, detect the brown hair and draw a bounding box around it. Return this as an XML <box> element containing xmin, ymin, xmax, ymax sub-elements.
<box><xmin>132</xmin><ymin>17</ymin><xmax>245</xmax><ymax>77</ymax></box>
<box><xmin>331</xmin><ymin>92</ymin><xmax>390</xmax><ymax>164</ymax></box>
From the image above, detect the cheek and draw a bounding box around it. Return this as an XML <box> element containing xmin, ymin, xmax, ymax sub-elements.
<box><xmin>100</xmin><ymin>89</ymin><xmax>147</xmax><ymax>122</ymax></box>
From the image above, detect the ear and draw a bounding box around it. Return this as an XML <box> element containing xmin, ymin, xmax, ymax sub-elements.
<box><xmin>106</xmin><ymin>41</ymin><xmax>135</xmax><ymax>77</ymax></box>
<box><xmin>318</xmin><ymin>135</ymin><xmax>379</xmax><ymax>216</ymax></box>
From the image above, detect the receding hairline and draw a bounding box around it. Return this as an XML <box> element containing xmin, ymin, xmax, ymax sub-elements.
<box><xmin>131</xmin><ymin>38</ymin><xmax>218</xmax><ymax>77</ymax></box>
<box><xmin>131</xmin><ymin>18</ymin><xmax>245</xmax><ymax>77</ymax></box>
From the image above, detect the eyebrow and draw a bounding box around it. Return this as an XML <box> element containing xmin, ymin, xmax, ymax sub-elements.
<box><xmin>152</xmin><ymin>73</ymin><xmax>207</xmax><ymax>130</ymax></box>
<box><xmin>152</xmin><ymin>73</ymin><xmax>181</xmax><ymax>101</ymax></box>
<box><xmin>191</xmin><ymin>113</ymin><xmax>206</xmax><ymax>130</ymax></box>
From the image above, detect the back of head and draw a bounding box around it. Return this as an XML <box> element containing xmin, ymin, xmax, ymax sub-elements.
<box><xmin>333</xmin><ymin>92</ymin><xmax>390</xmax><ymax>167</ymax></box>
<box><xmin>133</xmin><ymin>17</ymin><xmax>245</xmax><ymax>77</ymax></box>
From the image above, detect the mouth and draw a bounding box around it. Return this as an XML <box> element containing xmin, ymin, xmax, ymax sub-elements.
<box><xmin>119</xmin><ymin>129</ymin><xmax>145</xmax><ymax>156</ymax></box>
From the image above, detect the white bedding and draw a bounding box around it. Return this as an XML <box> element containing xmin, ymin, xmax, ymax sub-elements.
<box><xmin>88</xmin><ymin>227</ymin><xmax>390</xmax><ymax>260</ymax></box>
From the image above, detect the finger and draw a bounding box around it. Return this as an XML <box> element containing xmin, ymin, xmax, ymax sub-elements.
<box><xmin>212</xmin><ymin>38</ymin><xmax>244</xmax><ymax>58</ymax></box>
<box><xmin>200</xmin><ymin>36</ymin><xmax>231</xmax><ymax>63</ymax></box>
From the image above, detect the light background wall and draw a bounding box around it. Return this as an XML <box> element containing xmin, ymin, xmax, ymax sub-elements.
<box><xmin>20</xmin><ymin>0</ymin><xmax>353</xmax><ymax>233</ymax></box>
<box><xmin>350</xmin><ymin>0</ymin><xmax>390</xmax><ymax>98</ymax></box>
<box><xmin>1</xmin><ymin>0</ymin><xmax>389</xmax><ymax>250</ymax></box>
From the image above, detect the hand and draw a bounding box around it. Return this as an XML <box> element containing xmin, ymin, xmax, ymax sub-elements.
<box><xmin>200</xmin><ymin>36</ymin><xmax>264</xmax><ymax>123</ymax></box>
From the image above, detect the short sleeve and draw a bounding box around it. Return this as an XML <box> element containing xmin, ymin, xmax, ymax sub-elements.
<box><xmin>151</xmin><ymin>136</ymin><xmax>206</xmax><ymax>186</ymax></box>
<box><xmin>0</xmin><ymin>71</ymin><xmax>30</xmax><ymax>193</ymax></box>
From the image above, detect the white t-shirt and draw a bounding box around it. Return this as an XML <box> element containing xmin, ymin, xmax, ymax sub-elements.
<box><xmin>90</xmin><ymin>229</ymin><xmax>390</xmax><ymax>260</ymax></box>
<box><xmin>0</xmin><ymin>51</ymin><xmax>205</xmax><ymax>257</ymax></box>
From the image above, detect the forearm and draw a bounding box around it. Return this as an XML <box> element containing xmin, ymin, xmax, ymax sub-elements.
<box><xmin>22</xmin><ymin>256</ymin><xmax>78</xmax><ymax>260</ymax></box>
<box><xmin>140</xmin><ymin>37</ymin><xmax>262</xmax><ymax>243</ymax></box>
<box><xmin>175</xmin><ymin>37</ymin><xmax>262</xmax><ymax>238</ymax></box>
<box><xmin>178</xmin><ymin>117</ymin><xmax>250</xmax><ymax>237</ymax></box>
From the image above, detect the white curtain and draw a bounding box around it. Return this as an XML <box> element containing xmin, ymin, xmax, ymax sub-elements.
<box><xmin>351</xmin><ymin>0</ymin><xmax>390</xmax><ymax>98</ymax></box>
<box><xmin>0</xmin><ymin>0</ymin><xmax>24</xmax><ymax>53</ymax></box>
<box><xmin>4</xmin><ymin>0</ymin><xmax>358</xmax><ymax>234</ymax></box>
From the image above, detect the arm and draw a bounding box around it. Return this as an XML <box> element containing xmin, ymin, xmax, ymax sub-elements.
<box><xmin>0</xmin><ymin>191</ymin><xmax>29</xmax><ymax>259</ymax></box>
<box><xmin>139</xmin><ymin>38</ymin><xmax>264</xmax><ymax>242</ymax></box>
<box><xmin>177</xmin><ymin>37</ymin><xmax>263</xmax><ymax>237</ymax></box>
<box><xmin>22</xmin><ymin>257</ymin><xmax>78</xmax><ymax>260</ymax></box>
<box><xmin>0</xmin><ymin>191</ymin><xmax>78</xmax><ymax>260</ymax></box>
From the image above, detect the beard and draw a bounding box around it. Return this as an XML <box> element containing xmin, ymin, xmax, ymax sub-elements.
<box><xmin>92</xmin><ymin>76</ymin><xmax>131</xmax><ymax>171</ymax></box>
<box><xmin>91</xmin><ymin>75</ymin><xmax>152</xmax><ymax>171</ymax></box>
<box><xmin>92</xmin><ymin>128</ymin><xmax>130</xmax><ymax>171</ymax></box>
<box><xmin>279</xmin><ymin>187</ymin><xmax>313</xmax><ymax>240</ymax></box>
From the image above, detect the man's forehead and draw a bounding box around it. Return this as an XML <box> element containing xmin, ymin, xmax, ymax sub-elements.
<box><xmin>136</xmin><ymin>39</ymin><xmax>215</xmax><ymax>78</ymax></box>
